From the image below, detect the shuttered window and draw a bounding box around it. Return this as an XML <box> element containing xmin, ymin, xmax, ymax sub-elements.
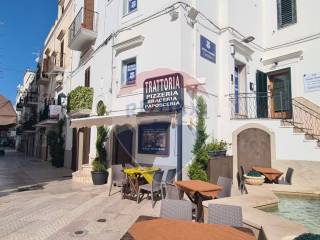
<box><xmin>85</xmin><ymin>67</ymin><xmax>90</xmax><ymax>87</ymax></box>
<box><xmin>277</xmin><ymin>0</ymin><xmax>297</xmax><ymax>28</ymax></box>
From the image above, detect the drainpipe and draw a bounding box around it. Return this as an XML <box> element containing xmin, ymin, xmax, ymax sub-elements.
<box><xmin>177</xmin><ymin>111</ymin><xmax>183</xmax><ymax>181</ymax></box>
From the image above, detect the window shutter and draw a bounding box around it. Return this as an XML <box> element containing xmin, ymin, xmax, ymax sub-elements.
<box><xmin>277</xmin><ymin>0</ymin><xmax>297</xmax><ymax>28</ymax></box>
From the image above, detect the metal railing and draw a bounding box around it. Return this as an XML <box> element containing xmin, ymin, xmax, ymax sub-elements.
<box><xmin>229</xmin><ymin>92</ymin><xmax>292</xmax><ymax>120</ymax></box>
<box><xmin>24</xmin><ymin>93</ymin><xmax>38</xmax><ymax>105</ymax></box>
<box><xmin>286</xmin><ymin>99</ymin><xmax>320</xmax><ymax>141</ymax></box>
<box><xmin>68</xmin><ymin>7</ymin><xmax>98</xmax><ymax>45</ymax></box>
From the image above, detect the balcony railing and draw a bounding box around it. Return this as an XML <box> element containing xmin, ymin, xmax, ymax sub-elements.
<box><xmin>24</xmin><ymin>93</ymin><xmax>38</xmax><ymax>106</ymax></box>
<box><xmin>229</xmin><ymin>92</ymin><xmax>292</xmax><ymax>120</ymax></box>
<box><xmin>68</xmin><ymin>7</ymin><xmax>98</xmax><ymax>50</ymax></box>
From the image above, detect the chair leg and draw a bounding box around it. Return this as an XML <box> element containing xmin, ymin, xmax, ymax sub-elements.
<box><xmin>151</xmin><ymin>192</ymin><xmax>154</xmax><ymax>208</ymax></box>
<box><xmin>161</xmin><ymin>187</ymin><xmax>164</xmax><ymax>200</ymax></box>
<box><xmin>136</xmin><ymin>188</ymin><xmax>140</xmax><ymax>204</ymax></box>
<box><xmin>108</xmin><ymin>183</ymin><xmax>112</xmax><ymax>196</ymax></box>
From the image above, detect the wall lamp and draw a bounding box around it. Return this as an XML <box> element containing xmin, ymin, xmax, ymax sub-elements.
<box><xmin>187</xmin><ymin>7</ymin><xmax>199</xmax><ymax>25</ymax></box>
<box><xmin>242</xmin><ymin>36</ymin><xmax>255</xmax><ymax>44</ymax></box>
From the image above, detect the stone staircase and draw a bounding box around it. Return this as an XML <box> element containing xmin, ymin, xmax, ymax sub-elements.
<box><xmin>72</xmin><ymin>164</ymin><xmax>93</xmax><ymax>184</ymax></box>
<box><xmin>281</xmin><ymin>97</ymin><xmax>320</xmax><ymax>149</ymax></box>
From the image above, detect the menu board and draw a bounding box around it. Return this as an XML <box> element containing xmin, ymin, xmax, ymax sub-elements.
<box><xmin>138</xmin><ymin>123</ymin><xmax>170</xmax><ymax>155</ymax></box>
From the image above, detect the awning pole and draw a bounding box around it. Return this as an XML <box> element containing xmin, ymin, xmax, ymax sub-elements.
<box><xmin>177</xmin><ymin>110</ymin><xmax>183</xmax><ymax>181</ymax></box>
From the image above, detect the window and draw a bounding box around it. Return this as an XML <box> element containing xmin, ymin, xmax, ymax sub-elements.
<box><xmin>277</xmin><ymin>0</ymin><xmax>297</xmax><ymax>28</ymax></box>
<box><xmin>85</xmin><ymin>67</ymin><xmax>90</xmax><ymax>87</ymax></box>
<box><xmin>122</xmin><ymin>58</ymin><xmax>136</xmax><ymax>85</ymax></box>
<box><xmin>123</xmin><ymin>0</ymin><xmax>137</xmax><ymax>15</ymax></box>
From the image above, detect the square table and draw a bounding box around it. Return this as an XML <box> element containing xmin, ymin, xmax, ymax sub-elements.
<box><xmin>175</xmin><ymin>180</ymin><xmax>222</xmax><ymax>222</ymax></box>
<box><xmin>252</xmin><ymin>167</ymin><xmax>283</xmax><ymax>183</ymax></box>
<box><xmin>121</xmin><ymin>216</ymin><xmax>256</xmax><ymax>240</ymax></box>
<box><xmin>122</xmin><ymin>167</ymin><xmax>160</xmax><ymax>200</ymax></box>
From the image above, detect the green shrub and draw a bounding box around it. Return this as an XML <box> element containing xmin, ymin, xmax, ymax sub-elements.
<box><xmin>206</xmin><ymin>139</ymin><xmax>229</xmax><ymax>152</ymax></box>
<box><xmin>97</xmin><ymin>101</ymin><xmax>107</xmax><ymax>116</ymax></box>
<box><xmin>67</xmin><ymin>86</ymin><xmax>93</xmax><ymax>113</ymax></box>
<box><xmin>294</xmin><ymin>233</ymin><xmax>320</xmax><ymax>240</ymax></box>
<box><xmin>92</xmin><ymin>159</ymin><xmax>107</xmax><ymax>173</ymax></box>
<box><xmin>188</xmin><ymin>162</ymin><xmax>208</xmax><ymax>182</ymax></box>
<box><xmin>47</xmin><ymin>119</ymin><xmax>65</xmax><ymax>168</ymax></box>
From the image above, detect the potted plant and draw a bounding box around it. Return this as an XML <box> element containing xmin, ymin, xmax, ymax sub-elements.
<box><xmin>91</xmin><ymin>101</ymin><xmax>109</xmax><ymax>185</ymax></box>
<box><xmin>244</xmin><ymin>170</ymin><xmax>265</xmax><ymax>185</ymax></box>
<box><xmin>91</xmin><ymin>159</ymin><xmax>108</xmax><ymax>185</ymax></box>
<box><xmin>206</xmin><ymin>139</ymin><xmax>229</xmax><ymax>157</ymax></box>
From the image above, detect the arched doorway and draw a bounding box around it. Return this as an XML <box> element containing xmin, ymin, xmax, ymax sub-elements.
<box><xmin>237</xmin><ymin>128</ymin><xmax>272</xmax><ymax>172</ymax></box>
<box><xmin>113</xmin><ymin>125</ymin><xmax>134</xmax><ymax>166</ymax></box>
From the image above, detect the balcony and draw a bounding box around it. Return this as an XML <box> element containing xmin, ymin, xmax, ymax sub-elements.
<box><xmin>47</xmin><ymin>52</ymin><xmax>65</xmax><ymax>74</ymax></box>
<box><xmin>24</xmin><ymin>93</ymin><xmax>38</xmax><ymax>107</ymax></box>
<box><xmin>68</xmin><ymin>7</ymin><xmax>98</xmax><ymax>51</ymax></box>
<box><xmin>37</xmin><ymin>60</ymin><xmax>50</xmax><ymax>85</ymax></box>
<box><xmin>228</xmin><ymin>92</ymin><xmax>292</xmax><ymax>120</ymax></box>
<box><xmin>36</xmin><ymin>104</ymin><xmax>62</xmax><ymax>127</ymax></box>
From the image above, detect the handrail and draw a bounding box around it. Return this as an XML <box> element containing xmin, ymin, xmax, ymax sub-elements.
<box><xmin>292</xmin><ymin>99</ymin><xmax>320</xmax><ymax>119</ymax></box>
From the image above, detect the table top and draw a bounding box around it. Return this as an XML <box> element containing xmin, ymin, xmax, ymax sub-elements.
<box><xmin>252</xmin><ymin>167</ymin><xmax>283</xmax><ymax>174</ymax></box>
<box><xmin>123</xmin><ymin>167</ymin><xmax>160</xmax><ymax>174</ymax></box>
<box><xmin>121</xmin><ymin>216</ymin><xmax>256</xmax><ymax>240</ymax></box>
<box><xmin>175</xmin><ymin>180</ymin><xmax>222</xmax><ymax>198</ymax></box>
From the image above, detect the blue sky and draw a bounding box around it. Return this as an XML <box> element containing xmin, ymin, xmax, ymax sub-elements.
<box><xmin>0</xmin><ymin>1</ymin><xmax>57</xmax><ymax>104</ymax></box>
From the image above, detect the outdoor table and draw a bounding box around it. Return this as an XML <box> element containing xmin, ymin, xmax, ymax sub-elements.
<box><xmin>122</xmin><ymin>167</ymin><xmax>160</xmax><ymax>200</ymax></box>
<box><xmin>175</xmin><ymin>180</ymin><xmax>222</xmax><ymax>222</ymax></box>
<box><xmin>252</xmin><ymin>167</ymin><xmax>283</xmax><ymax>183</ymax></box>
<box><xmin>121</xmin><ymin>216</ymin><xmax>256</xmax><ymax>240</ymax></box>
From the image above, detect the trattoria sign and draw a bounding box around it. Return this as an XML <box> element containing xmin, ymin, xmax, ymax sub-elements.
<box><xmin>143</xmin><ymin>73</ymin><xmax>184</xmax><ymax>112</ymax></box>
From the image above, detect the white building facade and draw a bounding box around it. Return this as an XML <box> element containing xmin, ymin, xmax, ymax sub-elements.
<box><xmin>64</xmin><ymin>0</ymin><xmax>320</xmax><ymax>182</ymax></box>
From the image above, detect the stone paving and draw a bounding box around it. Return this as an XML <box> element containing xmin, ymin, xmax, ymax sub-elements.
<box><xmin>0</xmin><ymin>151</ymin><xmax>160</xmax><ymax>240</ymax></box>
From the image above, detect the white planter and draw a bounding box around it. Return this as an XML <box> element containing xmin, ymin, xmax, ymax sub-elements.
<box><xmin>244</xmin><ymin>174</ymin><xmax>265</xmax><ymax>185</ymax></box>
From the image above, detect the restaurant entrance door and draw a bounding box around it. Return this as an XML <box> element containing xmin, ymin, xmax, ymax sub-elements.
<box><xmin>114</xmin><ymin>126</ymin><xmax>134</xmax><ymax>166</ymax></box>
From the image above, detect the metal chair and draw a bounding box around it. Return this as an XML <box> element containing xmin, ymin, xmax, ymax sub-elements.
<box><xmin>108</xmin><ymin>165</ymin><xmax>126</xmax><ymax>196</ymax></box>
<box><xmin>208</xmin><ymin>204</ymin><xmax>243</xmax><ymax>227</ymax></box>
<box><xmin>217</xmin><ymin>176</ymin><xmax>232</xmax><ymax>198</ymax></box>
<box><xmin>137</xmin><ymin>170</ymin><xmax>164</xmax><ymax>208</ymax></box>
<box><xmin>237</xmin><ymin>169</ymin><xmax>248</xmax><ymax>195</ymax></box>
<box><xmin>160</xmin><ymin>199</ymin><xmax>193</xmax><ymax>221</ymax></box>
<box><xmin>279</xmin><ymin>167</ymin><xmax>294</xmax><ymax>185</ymax></box>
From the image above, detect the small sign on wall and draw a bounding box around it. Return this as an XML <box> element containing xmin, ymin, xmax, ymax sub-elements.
<box><xmin>128</xmin><ymin>0</ymin><xmax>137</xmax><ymax>12</ymax></box>
<box><xmin>127</xmin><ymin>62</ymin><xmax>136</xmax><ymax>84</ymax></box>
<box><xmin>200</xmin><ymin>35</ymin><xmax>216</xmax><ymax>63</ymax></box>
<box><xmin>304</xmin><ymin>73</ymin><xmax>320</xmax><ymax>92</ymax></box>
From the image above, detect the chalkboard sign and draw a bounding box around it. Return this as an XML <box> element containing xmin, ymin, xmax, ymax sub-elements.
<box><xmin>138</xmin><ymin>123</ymin><xmax>170</xmax><ymax>155</ymax></box>
<box><xmin>143</xmin><ymin>73</ymin><xmax>184</xmax><ymax>113</ymax></box>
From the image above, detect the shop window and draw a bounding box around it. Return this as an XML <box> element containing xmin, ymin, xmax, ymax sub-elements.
<box><xmin>277</xmin><ymin>0</ymin><xmax>297</xmax><ymax>28</ymax></box>
<box><xmin>122</xmin><ymin>58</ymin><xmax>136</xmax><ymax>85</ymax></box>
<box><xmin>123</xmin><ymin>0</ymin><xmax>137</xmax><ymax>15</ymax></box>
<box><xmin>138</xmin><ymin>123</ymin><xmax>170</xmax><ymax>155</ymax></box>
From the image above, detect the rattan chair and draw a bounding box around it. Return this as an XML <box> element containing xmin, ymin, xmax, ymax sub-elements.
<box><xmin>217</xmin><ymin>176</ymin><xmax>232</xmax><ymax>198</ymax></box>
<box><xmin>208</xmin><ymin>204</ymin><xmax>243</xmax><ymax>227</ymax></box>
<box><xmin>137</xmin><ymin>170</ymin><xmax>164</xmax><ymax>208</ymax></box>
<box><xmin>160</xmin><ymin>199</ymin><xmax>193</xmax><ymax>221</ymax></box>
<box><xmin>279</xmin><ymin>167</ymin><xmax>294</xmax><ymax>185</ymax></box>
<box><xmin>161</xmin><ymin>168</ymin><xmax>176</xmax><ymax>198</ymax></box>
<box><xmin>108</xmin><ymin>164</ymin><xmax>126</xmax><ymax>196</ymax></box>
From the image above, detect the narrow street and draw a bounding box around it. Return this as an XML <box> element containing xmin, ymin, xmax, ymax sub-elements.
<box><xmin>0</xmin><ymin>151</ymin><xmax>160</xmax><ymax>240</ymax></box>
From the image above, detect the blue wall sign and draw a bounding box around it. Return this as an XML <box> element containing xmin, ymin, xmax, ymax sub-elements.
<box><xmin>127</xmin><ymin>62</ymin><xmax>136</xmax><ymax>84</ymax></box>
<box><xmin>128</xmin><ymin>0</ymin><xmax>137</xmax><ymax>12</ymax></box>
<box><xmin>200</xmin><ymin>35</ymin><xmax>216</xmax><ymax>63</ymax></box>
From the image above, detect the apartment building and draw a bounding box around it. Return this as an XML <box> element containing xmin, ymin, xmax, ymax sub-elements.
<box><xmin>15</xmin><ymin>71</ymin><xmax>38</xmax><ymax>155</ymax></box>
<box><xmin>16</xmin><ymin>0</ymin><xmax>320</xmax><ymax>184</ymax></box>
